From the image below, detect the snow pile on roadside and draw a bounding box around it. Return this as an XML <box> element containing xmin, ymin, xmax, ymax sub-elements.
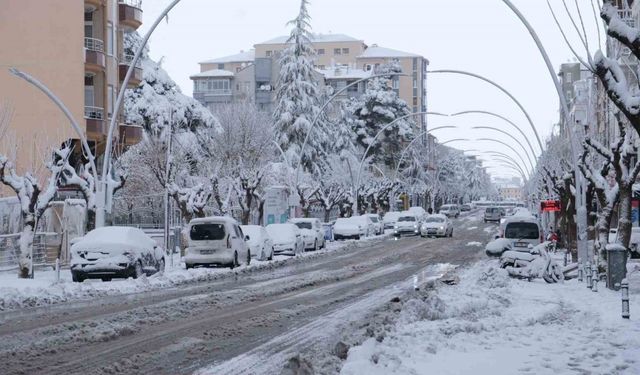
<box><xmin>0</xmin><ymin>237</ymin><xmax>384</xmax><ymax>311</ymax></box>
<box><xmin>341</xmin><ymin>260</ymin><xmax>640</xmax><ymax>375</ymax></box>
<box><xmin>465</xmin><ymin>241</ymin><xmax>482</xmax><ymax>247</ymax></box>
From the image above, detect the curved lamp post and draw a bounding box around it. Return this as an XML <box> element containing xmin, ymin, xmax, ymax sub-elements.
<box><xmin>428</xmin><ymin>69</ymin><xmax>544</xmax><ymax>151</ymax></box>
<box><xmin>471</xmin><ymin>125</ymin><xmax>535</xmax><ymax>171</ymax></box>
<box><xmin>98</xmin><ymin>0</ymin><xmax>183</xmax><ymax>227</ymax></box>
<box><xmin>482</xmin><ymin>151</ymin><xmax>529</xmax><ymax>177</ymax></box>
<box><xmin>294</xmin><ymin>72</ymin><xmax>411</xmax><ymax>186</ymax></box>
<box><xmin>483</xmin><ymin>155</ymin><xmax>529</xmax><ymax>180</ymax></box>
<box><xmin>475</xmin><ymin>138</ymin><xmax>530</xmax><ymax>178</ymax></box>
<box><xmin>501</xmin><ymin>0</ymin><xmax>588</xmax><ymax>263</ymax></box>
<box><xmin>451</xmin><ymin>110</ymin><xmax>539</xmax><ymax>156</ymax></box>
<box><xmin>354</xmin><ymin>111</ymin><xmax>438</xmax><ymax>214</ymax></box>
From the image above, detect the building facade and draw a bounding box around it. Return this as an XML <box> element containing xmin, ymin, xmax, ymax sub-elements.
<box><xmin>191</xmin><ymin>33</ymin><xmax>429</xmax><ymax>133</ymax></box>
<box><xmin>0</xmin><ymin>0</ymin><xmax>144</xmax><ymax>179</ymax></box>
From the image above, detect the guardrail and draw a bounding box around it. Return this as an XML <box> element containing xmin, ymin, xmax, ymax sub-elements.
<box><xmin>84</xmin><ymin>37</ymin><xmax>104</xmax><ymax>53</ymax></box>
<box><xmin>0</xmin><ymin>233</ymin><xmax>62</xmax><ymax>271</ymax></box>
<box><xmin>119</xmin><ymin>0</ymin><xmax>142</xmax><ymax>9</ymax></box>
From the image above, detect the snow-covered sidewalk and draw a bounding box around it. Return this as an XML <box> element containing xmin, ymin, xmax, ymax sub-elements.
<box><xmin>0</xmin><ymin>234</ymin><xmax>388</xmax><ymax>311</ymax></box>
<box><xmin>342</xmin><ymin>260</ymin><xmax>640</xmax><ymax>375</ymax></box>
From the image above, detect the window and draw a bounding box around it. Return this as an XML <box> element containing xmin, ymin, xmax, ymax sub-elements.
<box><xmin>364</xmin><ymin>64</ymin><xmax>372</xmax><ymax>71</ymax></box>
<box><xmin>334</xmin><ymin>48</ymin><xmax>341</xmax><ymax>55</ymax></box>
<box><xmin>413</xmin><ymin>79</ymin><xmax>417</xmax><ymax>88</ymax></box>
<box><xmin>505</xmin><ymin>222</ymin><xmax>539</xmax><ymax>240</ymax></box>
<box><xmin>413</xmin><ymin>97</ymin><xmax>418</xmax><ymax>106</ymax></box>
<box><xmin>190</xmin><ymin>224</ymin><xmax>226</xmax><ymax>241</ymax></box>
<box><xmin>107</xmin><ymin>85</ymin><xmax>114</xmax><ymax>118</ymax></box>
<box><xmin>317</xmin><ymin>48</ymin><xmax>325</xmax><ymax>55</ymax></box>
<box><xmin>413</xmin><ymin>58</ymin><xmax>417</xmax><ymax>71</ymax></box>
<box><xmin>236</xmin><ymin>67</ymin><xmax>241</xmax><ymax>72</ymax></box>
<box><xmin>392</xmin><ymin>79</ymin><xmax>399</xmax><ymax>89</ymax></box>
<box><xmin>566</xmin><ymin>72</ymin><xmax>572</xmax><ymax>82</ymax></box>
<box><xmin>342</xmin><ymin>48</ymin><xmax>349</xmax><ymax>54</ymax></box>
<box><xmin>217</xmin><ymin>63</ymin><xmax>225</xmax><ymax>69</ymax></box>
<box><xmin>266</xmin><ymin>50</ymin><xmax>272</xmax><ymax>57</ymax></box>
<box><xmin>106</xmin><ymin>22</ymin><xmax>114</xmax><ymax>56</ymax></box>
<box><xmin>294</xmin><ymin>222</ymin><xmax>313</xmax><ymax>230</ymax></box>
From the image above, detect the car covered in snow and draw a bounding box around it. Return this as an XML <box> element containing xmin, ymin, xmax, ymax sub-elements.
<box><xmin>408</xmin><ymin>206</ymin><xmax>428</xmax><ymax>221</ymax></box>
<box><xmin>240</xmin><ymin>225</ymin><xmax>274</xmax><ymax>261</ymax></box>
<box><xmin>289</xmin><ymin>218</ymin><xmax>326</xmax><ymax>251</ymax></box>
<box><xmin>333</xmin><ymin>217</ymin><xmax>371</xmax><ymax>240</ymax></box>
<box><xmin>460</xmin><ymin>204</ymin><xmax>471</xmax><ymax>212</ymax></box>
<box><xmin>502</xmin><ymin>216</ymin><xmax>542</xmax><ymax>249</ymax></box>
<box><xmin>438</xmin><ymin>204</ymin><xmax>460</xmax><ymax>218</ymax></box>
<box><xmin>420</xmin><ymin>214</ymin><xmax>453</xmax><ymax>238</ymax></box>
<box><xmin>364</xmin><ymin>213</ymin><xmax>384</xmax><ymax>235</ymax></box>
<box><xmin>70</xmin><ymin>226</ymin><xmax>165</xmax><ymax>282</ymax></box>
<box><xmin>382</xmin><ymin>211</ymin><xmax>403</xmax><ymax>229</ymax></box>
<box><xmin>185</xmin><ymin>216</ymin><xmax>251</xmax><ymax>269</ymax></box>
<box><xmin>266</xmin><ymin>223</ymin><xmax>304</xmax><ymax>256</ymax></box>
<box><xmin>394</xmin><ymin>212</ymin><xmax>421</xmax><ymax>237</ymax></box>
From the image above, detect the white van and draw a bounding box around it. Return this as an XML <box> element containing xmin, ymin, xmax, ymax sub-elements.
<box><xmin>185</xmin><ymin>217</ymin><xmax>251</xmax><ymax>269</ymax></box>
<box><xmin>502</xmin><ymin>216</ymin><xmax>542</xmax><ymax>250</ymax></box>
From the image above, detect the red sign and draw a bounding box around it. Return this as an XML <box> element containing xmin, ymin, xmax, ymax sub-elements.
<box><xmin>541</xmin><ymin>200</ymin><xmax>561</xmax><ymax>212</ymax></box>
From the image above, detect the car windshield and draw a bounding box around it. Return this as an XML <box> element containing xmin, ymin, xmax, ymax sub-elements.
<box><xmin>294</xmin><ymin>222</ymin><xmax>313</xmax><ymax>230</ymax></box>
<box><xmin>190</xmin><ymin>223</ymin><xmax>226</xmax><ymax>241</ymax></box>
<box><xmin>505</xmin><ymin>222</ymin><xmax>539</xmax><ymax>240</ymax></box>
<box><xmin>425</xmin><ymin>217</ymin><xmax>445</xmax><ymax>223</ymax></box>
<box><xmin>441</xmin><ymin>206</ymin><xmax>451</xmax><ymax>210</ymax></box>
<box><xmin>486</xmin><ymin>207</ymin><xmax>499</xmax><ymax>213</ymax></box>
<box><xmin>369</xmin><ymin>217</ymin><xmax>379</xmax><ymax>223</ymax></box>
<box><xmin>398</xmin><ymin>216</ymin><xmax>416</xmax><ymax>222</ymax></box>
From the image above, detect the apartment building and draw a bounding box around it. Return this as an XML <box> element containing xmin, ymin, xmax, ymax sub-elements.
<box><xmin>191</xmin><ymin>33</ymin><xmax>429</xmax><ymax>133</ymax></box>
<box><xmin>0</xmin><ymin>0</ymin><xmax>144</xmax><ymax>177</ymax></box>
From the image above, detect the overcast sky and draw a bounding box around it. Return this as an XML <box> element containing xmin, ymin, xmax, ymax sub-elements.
<box><xmin>139</xmin><ymin>0</ymin><xmax>603</xmax><ymax>181</ymax></box>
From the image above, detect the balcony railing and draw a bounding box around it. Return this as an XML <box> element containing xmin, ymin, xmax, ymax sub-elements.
<box><xmin>119</xmin><ymin>0</ymin><xmax>142</xmax><ymax>9</ymax></box>
<box><xmin>84</xmin><ymin>106</ymin><xmax>104</xmax><ymax>120</ymax></box>
<box><xmin>84</xmin><ymin>37</ymin><xmax>104</xmax><ymax>53</ymax></box>
<box><xmin>618</xmin><ymin>10</ymin><xmax>636</xmax><ymax>28</ymax></box>
<box><xmin>119</xmin><ymin>53</ymin><xmax>142</xmax><ymax>69</ymax></box>
<box><xmin>195</xmin><ymin>89</ymin><xmax>232</xmax><ymax>96</ymax></box>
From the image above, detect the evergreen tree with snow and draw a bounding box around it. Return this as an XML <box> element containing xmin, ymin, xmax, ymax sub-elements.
<box><xmin>272</xmin><ymin>0</ymin><xmax>327</xmax><ymax>173</ymax></box>
<box><xmin>348</xmin><ymin>61</ymin><xmax>414</xmax><ymax>167</ymax></box>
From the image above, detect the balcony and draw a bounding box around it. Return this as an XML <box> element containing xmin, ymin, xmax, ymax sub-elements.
<box><xmin>85</xmin><ymin>106</ymin><xmax>105</xmax><ymax>140</ymax></box>
<box><xmin>84</xmin><ymin>37</ymin><xmax>105</xmax><ymax>73</ymax></box>
<box><xmin>194</xmin><ymin>89</ymin><xmax>233</xmax><ymax>103</ymax></box>
<box><xmin>119</xmin><ymin>0</ymin><xmax>143</xmax><ymax>30</ymax></box>
<box><xmin>119</xmin><ymin>53</ymin><xmax>143</xmax><ymax>87</ymax></box>
<box><xmin>84</xmin><ymin>0</ymin><xmax>101</xmax><ymax>12</ymax></box>
<box><xmin>119</xmin><ymin>123</ymin><xmax>143</xmax><ymax>146</ymax></box>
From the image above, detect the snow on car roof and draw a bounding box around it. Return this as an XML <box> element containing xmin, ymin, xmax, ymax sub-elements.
<box><xmin>74</xmin><ymin>226</ymin><xmax>155</xmax><ymax>249</ymax></box>
<box><xmin>428</xmin><ymin>214</ymin><xmax>447</xmax><ymax>219</ymax></box>
<box><xmin>190</xmin><ymin>216</ymin><xmax>238</xmax><ymax>225</ymax></box>
<box><xmin>289</xmin><ymin>218</ymin><xmax>319</xmax><ymax>223</ymax></box>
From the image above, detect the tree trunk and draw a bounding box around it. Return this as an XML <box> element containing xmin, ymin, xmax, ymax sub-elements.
<box><xmin>617</xmin><ymin>183</ymin><xmax>633</xmax><ymax>249</ymax></box>
<box><xmin>18</xmin><ymin>219</ymin><xmax>35</xmax><ymax>279</ymax></box>
<box><xmin>595</xmin><ymin>198</ymin><xmax>617</xmax><ymax>270</ymax></box>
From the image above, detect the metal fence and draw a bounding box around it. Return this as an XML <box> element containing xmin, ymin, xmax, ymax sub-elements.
<box><xmin>0</xmin><ymin>232</ymin><xmax>62</xmax><ymax>271</ymax></box>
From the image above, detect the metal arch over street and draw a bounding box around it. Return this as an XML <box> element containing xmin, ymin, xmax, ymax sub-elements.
<box><xmin>475</xmin><ymin>137</ymin><xmax>530</xmax><ymax>178</ymax></box>
<box><xmin>471</xmin><ymin>125</ymin><xmax>535</xmax><ymax>171</ymax></box>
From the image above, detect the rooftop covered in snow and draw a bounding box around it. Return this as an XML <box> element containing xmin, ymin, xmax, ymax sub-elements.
<box><xmin>189</xmin><ymin>69</ymin><xmax>235</xmax><ymax>79</ymax></box>
<box><xmin>358</xmin><ymin>45</ymin><xmax>423</xmax><ymax>59</ymax></box>
<box><xmin>316</xmin><ymin>66</ymin><xmax>371</xmax><ymax>80</ymax></box>
<box><xmin>199</xmin><ymin>50</ymin><xmax>255</xmax><ymax>64</ymax></box>
<box><xmin>255</xmin><ymin>33</ymin><xmax>363</xmax><ymax>45</ymax></box>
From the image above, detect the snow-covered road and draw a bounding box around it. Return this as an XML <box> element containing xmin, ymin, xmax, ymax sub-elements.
<box><xmin>0</xmin><ymin>211</ymin><xmax>494</xmax><ymax>375</ymax></box>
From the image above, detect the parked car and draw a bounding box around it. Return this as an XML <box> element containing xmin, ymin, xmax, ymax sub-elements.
<box><xmin>502</xmin><ymin>217</ymin><xmax>543</xmax><ymax>250</ymax></box>
<box><xmin>439</xmin><ymin>204</ymin><xmax>460</xmax><ymax>218</ymax></box>
<box><xmin>382</xmin><ymin>211</ymin><xmax>403</xmax><ymax>230</ymax></box>
<box><xmin>460</xmin><ymin>204</ymin><xmax>471</xmax><ymax>212</ymax></box>
<box><xmin>334</xmin><ymin>217</ymin><xmax>370</xmax><ymax>240</ymax></box>
<box><xmin>240</xmin><ymin>225</ymin><xmax>274</xmax><ymax>261</ymax></box>
<box><xmin>290</xmin><ymin>218</ymin><xmax>326</xmax><ymax>251</ymax></box>
<box><xmin>609</xmin><ymin>227</ymin><xmax>640</xmax><ymax>256</ymax></box>
<box><xmin>266</xmin><ymin>223</ymin><xmax>304</xmax><ymax>256</ymax></box>
<box><xmin>365</xmin><ymin>213</ymin><xmax>384</xmax><ymax>235</ymax></box>
<box><xmin>185</xmin><ymin>216</ymin><xmax>251</xmax><ymax>269</ymax></box>
<box><xmin>420</xmin><ymin>214</ymin><xmax>453</xmax><ymax>238</ymax></box>
<box><xmin>70</xmin><ymin>226</ymin><xmax>165</xmax><ymax>282</ymax></box>
<box><xmin>484</xmin><ymin>207</ymin><xmax>502</xmax><ymax>223</ymax></box>
<box><xmin>408</xmin><ymin>206</ymin><xmax>428</xmax><ymax>221</ymax></box>
<box><xmin>394</xmin><ymin>212</ymin><xmax>421</xmax><ymax>237</ymax></box>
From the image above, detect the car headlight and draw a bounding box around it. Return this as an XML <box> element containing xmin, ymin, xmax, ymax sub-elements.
<box><xmin>394</xmin><ymin>225</ymin><xmax>399</xmax><ymax>229</ymax></box>
<box><xmin>414</xmin><ymin>224</ymin><xmax>418</xmax><ymax>229</ymax></box>
<box><xmin>439</xmin><ymin>226</ymin><xmax>444</xmax><ymax>230</ymax></box>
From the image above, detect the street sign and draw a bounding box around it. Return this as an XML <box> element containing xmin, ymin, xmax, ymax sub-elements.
<box><xmin>541</xmin><ymin>200</ymin><xmax>561</xmax><ymax>212</ymax></box>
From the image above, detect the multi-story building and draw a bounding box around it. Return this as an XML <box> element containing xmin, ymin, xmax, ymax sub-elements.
<box><xmin>191</xmin><ymin>33</ymin><xmax>429</xmax><ymax>134</ymax></box>
<box><xmin>0</xmin><ymin>0</ymin><xmax>144</xmax><ymax>178</ymax></box>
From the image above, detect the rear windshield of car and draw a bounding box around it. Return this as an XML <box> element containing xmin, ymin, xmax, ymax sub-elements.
<box><xmin>485</xmin><ymin>207</ymin><xmax>499</xmax><ymax>213</ymax></box>
<box><xmin>505</xmin><ymin>222</ymin><xmax>539</xmax><ymax>240</ymax></box>
<box><xmin>190</xmin><ymin>223</ymin><xmax>226</xmax><ymax>240</ymax></box>
<box><xmin>398</xmin><ymin>216</ymin><xmax>416</xmax><ymax>222</ymax></box>
<box><xmin>425</xmin><ymin>217</ymin><xmax>445</xmax><ymax>223</ymax></box>
<box><xmin>441</xmin><ymin>205</ymin><xmax>452</xmax><ymax>210</ymax></box>
<box><xmin>294</xmin><ymin>222</ymin><xmax>312</xmax><ymax>230</ymax></box>
<box><xmin>370</xmin><ymin>217</ymin><xmax>379</xmax><ymax>223</ymax></box>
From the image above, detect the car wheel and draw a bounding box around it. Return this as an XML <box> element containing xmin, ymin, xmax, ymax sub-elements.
<box><xmin>133</xmin><ymin>261</ymin><xmax>143</xmax><ymax>279</ymax></box>
<box><xmin>268</xmin><ymin>247</ymin><xmax>274</xmax><ymax>261</ymax></box>
<box><xmin>230</xmin><ymin>251</ymin><xmax>239</xmax><ymax>269</ymax></box>
<box><xmin>246</xmin><ymin>250</ymin><xmax>251</xmax><ymax>266</ymax></box>
<box><xmin>72</xmin><ymin>272</ymin><xmax>84</xmax><ymax>283</ymax></box>
<box><xmin>186</xmin><ymin>263</ymin><xmax>193</xmax><ymax>270</ymax></box>
<box><xmin>157</xmin><ymin>258</ymin><xmax>165</xmax><ymax>273</ymax></box>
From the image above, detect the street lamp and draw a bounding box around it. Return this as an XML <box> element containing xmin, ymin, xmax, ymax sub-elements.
<box><xmin>482</xmin><ymin>151</ymin><xmax>530</xmax><ymax>177</ymax></box>
<box><xmin>471</xmin><ymin>125</ymin><xmax>536</xmax><ymax>171</ymax></box>
<box><xmin>475</xmin><ymin>138</ymin><xmax>530</xmax><ymax>178</ymax></box>
<box><xmin>483</xmin><ymin>155</ymin><xmax>529</xmax><ymax>180</ymax></box>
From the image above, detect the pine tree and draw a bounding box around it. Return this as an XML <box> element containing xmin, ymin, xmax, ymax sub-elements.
<box><xmin>348</xmin><ymin>61</ymin><xmax>415</xmax><ymax>167</ymax></box>
<box><xmin>272</xmin><ymin>0</ymin><xmax>326</xmax><ymax>173</ymax></box>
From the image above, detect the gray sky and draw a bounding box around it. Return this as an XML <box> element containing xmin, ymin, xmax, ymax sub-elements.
<box><xmin>139</xmin><ymin>0</ymin><xmax>602</xmax><ymax>181</ymax></box>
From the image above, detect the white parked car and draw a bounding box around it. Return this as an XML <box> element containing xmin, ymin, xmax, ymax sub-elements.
<box><xmin>70</xmin><ymin>226</ymin><xmax>165</xmax><ymax>282</ymax></box>
<box><xmin>609</xmin><ymin>227</ymin><xmax>640</xmax><ymax>252</ymax></box>
<box><xmin>240</xmin><ymin>225</ymin><xmax>274</xmax><ymax>261</ymax></box>
<box><xmin>266</xmin><ymin>223</ymin><xmax>304</xmax><ymax>256</ymax></box>
<box><xmin>185</xmin><ymin>216</ymin><xmax>251</xmax><ymax>269</ymax></box>
<box><xmin>334</xmin><ymin>217</ymin><xmax>368</xmax><ymax>240</ymax></box>
<box><xmin>382</xmin><ymin>211</ymin><xmax>403</xmax><ymax>230</ymax></box>
<box><xmin>290</xmin><ymin>218</ymin><xmax>326</xmax><ymax>251</ymax></box>
<box><xmin>408</xmin><ymin>206</ymin><xmax>428</xmax><ymax>221</ymax></box>
<box><xmin>502</xmin><ymin>217</ymin><xmax>542</xmax><ymax>250</ymax></box>
<box><xmin>365</xmin><ymin>213</ymin><xmax>384</xmax><ymax>235</ymax></box>
<box><xmin>439</xmin><ymin>204</ymin><xmax>460</xmax><ymax>218</ymax></box>
<box><xmin>420</xmin><ymin>214</ymin><xmax>453</xmax><ymax>238</ymax></box>
<box><xmin>394</xmin><ymin>212</ymin><xmax>421</xmax><ymax>237</ymax></box>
